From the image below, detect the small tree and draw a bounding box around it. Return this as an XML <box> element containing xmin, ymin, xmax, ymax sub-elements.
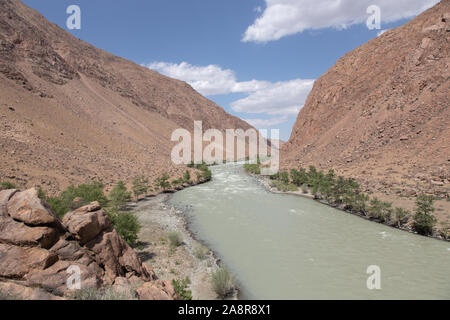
<box><xmin>155</xmin><ymin>173</ymin><xmax>171</xmax><ymax>191</ymax></box>
<box><xmin>109</xmin><ymin>181</ymin><xmax>131</xmax><ymax>210</ymax></box>
<box><xmin>132</xmin><ymin>176</ymin><xmax>149</xmax><ymax>200</ymax></box>
<box><xmin>394</xmin><ymin>208</ymin><xmax>410</xmax><ymax>227</ymax></box>
<box><xmin>413</xmin><ymin>195</ymin><xmax>436</xmax><ymax>236</ymax></box>
<box><xmin>280</xmin><ymin>171</ymin><xmax>290</xmax><ymax>184</ymax></box>
<box><xmin>183</xmin><ymin>170</ymin><xmax>191</xmax><ymax>184</ymax></box>
<box><xmin>108</xmin><ymin>210</ymin><xmax>141</xmax><ymax>245</ymax></box>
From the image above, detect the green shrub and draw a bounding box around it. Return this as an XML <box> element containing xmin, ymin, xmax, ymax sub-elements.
<box><xmin>172</xmin><ymin>278</ymin><xmax>192</xmax><ymax>300</ymax></box>
<box><xmin>155</xmin><ymin>174</ymin><xmax>171</xmax><ymax>191</ymax></box>
<box><xmin>0</xmin><ymin>181</ymin><xmax>17</xmax><ymax>190</ymax></box>
<box><xmin>193</xmin><ymin>245</ymin><xmax>209</xmax><ymax>260</ymax></box>
<box><xmin>109</xmin><ymin>181</ymin><xmax>131</xmax><ymax>210</ymax></box>
<box><xmin>301</xmin><ymin>184</ymin><xmax>309</xmax><ymax>194</ymax></box>
<box><xmin>368</xmin><ymin>198</ymin><xmax>393</xmax><ymax>222</ymax></box>
<box><xmin>394</xmin><ymin>208</ymin><xmax>411</xmax><ymax>227</ymax></box>
<box><xmin>270</xmin><ymin>180</ymin><xmax>298</xmax><ymax>192</ymax></box>
<box><xmin>280</xmin><ymin>171</ymin><xmax>290</xmax><ymax>184</ymax></box>
<box><xmin>243</xmin><ymin>163</ymin><xmax>261</xmax><ymax>174</ymax></box>
<box><xmin>291</xmin><ymin>169</ymin><xmax>308</xmax><ymax>187</ymax></box>
<box><xmin>183</xmin><ymin>170</ymin><xmax>191</xmax><ymax>184</ymax></box>
<box><xmin>167</xmin><ymin>231</ymin><xmax>182</xmax><ymax>247</ymax></box>
<box><xmin>132</xmin><ymin>176</ymin><xmax>149</xmax><ymax>200</ymax></box>
<box><xmin>413</xmin><ymin>195</ymin><xmax>436</xmax><ymax>236</ymax></box>
<box><xmin>45</xmin><ymin>181</ymin><xmax>107</xmax><ymax>219</ymax></box>
<box><xmin>211</xmin><ymin>267</ymin><xmax>234</xmax><ymax>299</ymax></box>
<box><xmin>108</xmin><ymin>210</ymin><xmax>141</xmax><ymax>246</ymax></box>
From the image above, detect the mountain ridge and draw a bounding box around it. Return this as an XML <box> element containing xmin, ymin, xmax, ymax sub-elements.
<box><xmin>0</xmin><ymin>0</ymin><xmax>253</xmax><ymax>194</ymax></box>
<box><xmin>282</xmin><ymin>0</ymin><xmax>449</xmax><ymax>221</ymax></box>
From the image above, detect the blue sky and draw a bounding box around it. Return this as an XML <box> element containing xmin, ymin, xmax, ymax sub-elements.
<box><xmin>23</xmin><ymin>0</ymin><xmax>438</xmax><ymax>140</ymax></box>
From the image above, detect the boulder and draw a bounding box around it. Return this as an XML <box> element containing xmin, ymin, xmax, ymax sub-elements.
<box><xmin>7</xmin><ymin>188</ymin><xmax>58</xmax><ymax>226</ymax></box>
<box><xmin>26</xmin><ymin>261</ymin><xmax>101</xmax><ymax>296</ymax></box>
<box><xmin>0</xmin><ymin>189</ymin><xmax>17</xmax><ymax>217</ymax></box>
<box><xmin>0</xmin><ymin>281</ymin><xmax>64</xmax><ymax>300</ymax></box>
<box><xmin>0</xmin><ymin>244</ymin><xmax>58</xmax><ymax>278</ymax></box>
<box><xmin>136</xmin><ymin>281</ymin><xmax>178</xmax><ymax>300</ymax></box>
<box><xmin>62</xmin><ymin>202</ymin><xmax>111</xmax><ymax>245</ymax></box>
<box><xmin>0</xmin><ymin>218</ymin><xmax>59</xmax><ymax>249</ymax></box>
<box><xmin>86</xmin><ymin>229</ymin><xmax>151</xmax><ymax>284</ymax></box>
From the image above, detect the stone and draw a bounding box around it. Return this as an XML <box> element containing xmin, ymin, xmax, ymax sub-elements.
<box><xmin>62</xmin><ymin>202</ymin><xmax>112</xmax><ymax>245</ymax></box>
<box><xmin>0</xmin><ymin>244</ymin><xmax>58</xmax><ymax>278</ymax></box>
<box><xmin>26</xmin><ymin>261</ymin><xmax>101</xmax><ymax>296</ymax></box>
<box><xmin>0</xmin><ymin>281</ymin><xmax>64</xmax><ymax>300</ymax></box>
<box><xmin>0</xmin><ymin>189</ymin><xmax>18</xmax><ymax>217</ymax></box>
<box><xmin>135</xmin><ymin>281</ymin><xmax>178</xmax><ymax>300</ymax></box>
<box><xmin>0</xmin><ymin>218</ymin><xmax>59</xmax><ymax>249</ymax></box>
<box><xmin>86</xmin><ymin>229</ymin><xmax>151</xmax><ymax>284</ymax></box>
<box><xmin>7</xmin><ymin>188</ymin><xmax>58</xmax><ymax>226</ymax></box>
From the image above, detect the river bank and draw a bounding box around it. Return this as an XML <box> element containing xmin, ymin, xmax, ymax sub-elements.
<box><xmin>130</xmin><ymin>193</ymin><xmax>238</xmax><ymax>300</ymax></box>
<box><xmin>250</xmin><ymin>173</ymin><xmax>449</xmax><ymax>242</ymax></box>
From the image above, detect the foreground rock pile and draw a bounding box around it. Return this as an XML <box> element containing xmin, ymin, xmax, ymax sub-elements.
<box><xmin>0</xmin><ymin>188</ymin><xmax>178</xmax><ymax>300</ymax></box>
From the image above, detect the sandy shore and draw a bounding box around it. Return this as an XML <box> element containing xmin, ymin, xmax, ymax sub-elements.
<box><xmin>130</xmin><ymin>194</ymin><xmax>221</xmax><ymax>300</ymax></box>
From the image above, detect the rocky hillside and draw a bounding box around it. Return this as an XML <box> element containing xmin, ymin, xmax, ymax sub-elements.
<box><xmin>282</xmin><ymin>1</ymin><xmax>449</xmax><ymax>219</ymax></box>
<box><xmin>0</xmin><ymin>188</ymin><xmax>178</xmax><ymax>300</ymax></box>
<box><xmin>0</xmin><ymin>0</ymin><xmax>253</xmax><ymax>194</ymax></box>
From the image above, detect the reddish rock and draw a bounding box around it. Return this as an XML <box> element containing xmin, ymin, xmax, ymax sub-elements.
<box><xmin>7</xmin><ymin>188</ymin><xmax>58</xmax><ymax>226</ymax></box>
<box><xmin>0</xmin><ymin>244</ymin><xmax>58</xmax><ymax>278</ymax></box>
<box><xmin>136</xmin><ymin>281</ymin><xmax>178</xmax><ymax>300</ymax></box>
<box><xmin>62</xmin><ymin>202</ymin><xmax>111</xmax><ymax>245</ymax></box>
<box><xmin>0</xmin><ymin>281</ymin><xmax>64</xmax><ymax>300</ymax></box>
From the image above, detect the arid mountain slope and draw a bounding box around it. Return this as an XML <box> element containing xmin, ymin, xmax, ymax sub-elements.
<box><xmin>282</xmin><ymin>1</ymin><xmax>449</xmax><ymax>215</ymax></box>
<box><xmin>0</xmin><ymin>0</ymin><xmax>253</xmax><ymax>193</ymax></box>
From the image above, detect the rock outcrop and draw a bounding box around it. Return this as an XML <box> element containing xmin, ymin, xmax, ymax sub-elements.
<box><xmin>282</xmin><ymin>1</ymin><xmax>449</xmax><ymax>209</ymax></box>
<box><xmin>0</xmin><ymin>188</ymin><xmax>178</xmax><ymax>300</ymax></box>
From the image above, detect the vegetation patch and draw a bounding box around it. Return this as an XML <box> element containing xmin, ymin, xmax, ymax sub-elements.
<box><xmin>172</xmin><ymin>277</ymin><xmax>192</xmax><ymax>300</ymax></box>
<box><xmin>211</xmin><ymin>266</ymin><xmax>235</xmax><ymax>299</ymax></box>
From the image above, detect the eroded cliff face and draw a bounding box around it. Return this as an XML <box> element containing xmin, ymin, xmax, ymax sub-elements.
<box><xmin>282</xmin><ymin>1</ymin><xmax>449</xmax><ymax>207</ymax></box>
<box><xmin>0</xmin><ymin>0</ymin><xmax>254</xmax><ymax>194</ymax></box>
<box><xmin>0</xmin><ymin>188</ymin><xmax>178</xmax><ymax>300</ymax></box>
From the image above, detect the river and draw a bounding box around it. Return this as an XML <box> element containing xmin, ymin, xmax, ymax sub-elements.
<box><xmin>169</xmin><ymin>163</ymin><xmax>450</xmax><ymax>300</ymax></box>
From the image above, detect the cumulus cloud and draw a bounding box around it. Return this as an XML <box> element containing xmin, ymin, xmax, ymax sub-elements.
<box><xmin>244</xmin><ymin>116</ymin><xmax>289</xmax><ymax>128</ymax></box>
<box><xmin>147</xmin><ymin>61</ymin><xmax>270</xmax><ymax>96</ymax></box>
<box><xmin>146</xmin><ymin>62</ymin><xmax>314</xmax><ymax>127</ymax></box>
<box><xmin>230</xmin><ymin>79</ymin><xmax>314</xmax><ymax>116</ymax></box>
<box><xmin>243</xmin><ymin>0</ymin><xmax>439</xmax><ymax>43</ymax></box>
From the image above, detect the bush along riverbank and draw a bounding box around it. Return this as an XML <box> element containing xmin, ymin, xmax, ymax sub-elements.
<box><xmin>244</xmin><ymin>164</ymin><xmax>449</xmax><ymax>241</ymax></box>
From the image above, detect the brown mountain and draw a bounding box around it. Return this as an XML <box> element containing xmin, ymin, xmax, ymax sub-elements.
<box><xmin>282</xmin><ymin>1</ymin><xmax>449</xmax><ymax>220</ymax></box>
<box><xmin>0</xmin><ymin>0</ymin><xmax>253</xmax><ymax>194</ymax></box>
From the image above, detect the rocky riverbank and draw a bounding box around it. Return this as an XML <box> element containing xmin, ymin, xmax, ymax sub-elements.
<box><xmin>0</xmin><ymin>188</ymin><xmax>178</xmax><ymax>300</ymax></box>
<box><xmin>131</xmin><ymin>193</ymin><xmax>238</xmax><ymax>300</ymax></box>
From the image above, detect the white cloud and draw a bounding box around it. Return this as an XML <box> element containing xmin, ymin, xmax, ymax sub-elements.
<box><xmin>146</xmin><ymin>62</ymin><xmax>315</xmax><ymax>127</ymax></box>
<box><xmin>230</xmin><ymin>79</ymin><xmax>314</xmax><ymax>116</ymax></box>
<box><xmin>243</xmin><ymin>0</ymin><xmax>439</xmax><ymax>43</ymax></box>
<box><xmin>244</xmin><ymin>116</ymin><xmax>289</xmax><ymax>128</ymax></box>
<box><xmin>146</xmin><ymin>61</ymin><xmax>269</xmax><ymax>96</ymax></box>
